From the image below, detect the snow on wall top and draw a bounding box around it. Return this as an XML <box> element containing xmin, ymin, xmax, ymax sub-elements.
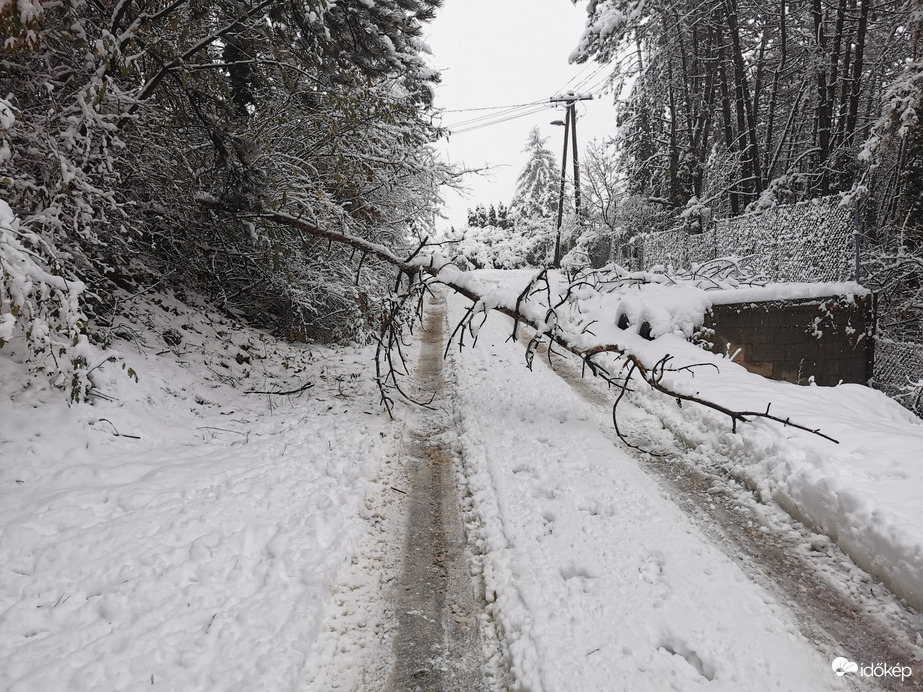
<box><xmin>610</xmin><ymin>280</ymin><xmax>867</xmax><ymax>341</ymax></box>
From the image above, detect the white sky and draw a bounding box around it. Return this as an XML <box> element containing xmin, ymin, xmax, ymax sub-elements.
<box><xmin>424</xmin><ymin>0</ymin><xmax>619</xmax><ymax>231</ymax></box>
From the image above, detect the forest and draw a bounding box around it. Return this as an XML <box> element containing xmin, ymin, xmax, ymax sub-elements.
<box><xmin>571</xmin><ymin>0</ymin><xmax>921</xmax><ymax>219</ymax></box>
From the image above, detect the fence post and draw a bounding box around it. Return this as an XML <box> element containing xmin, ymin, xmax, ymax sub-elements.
<box><xmin>854</xmin><ymin>199</ymin><xmax>862</xmax><ymax>284</ymax></box>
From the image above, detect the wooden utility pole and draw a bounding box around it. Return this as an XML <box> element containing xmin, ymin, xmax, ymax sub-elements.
<box><xmin>571</xmin><ymin>105</ymin><xmax>583</xmax><ymax>219</ymax></box>
<box><xmin>550</xmin><ymin>92</ymin><xmax>593</xmax><ymax>268</ymax></box>
<box><xmin>553</xmin><ymin>108</ymin><xmax>570</xmax><ymax>269</ymax></box>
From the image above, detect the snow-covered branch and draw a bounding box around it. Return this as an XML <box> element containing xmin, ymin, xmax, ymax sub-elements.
<box><xmin>262</xmin><ymin>212</ymin><xmax>839</xmax><ymax>444</ymax></box>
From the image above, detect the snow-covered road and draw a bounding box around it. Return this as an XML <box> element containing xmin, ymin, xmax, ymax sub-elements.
<box><xmin>442</xmin><ymin>288</ymin><xmax>920</xmax><ymax>691</ymax></box>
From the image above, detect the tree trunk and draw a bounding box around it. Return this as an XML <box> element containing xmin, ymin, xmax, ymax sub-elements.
<box><xmin>845</xmin><ymin>0</ymin><xmax>870</xmax><ymax>145</ymax></box>
<box><xmin>834</xmin><ymin>0</ymin><xmax>856</xmax><ymax>149</ymax></box>
<box><xmin>812</xmin><ymin>0</ymin><xmax>832</xmax><ymax>195</ymax></box>
<box><xmin>763</xmin><ymin>0</ymin><xmax>787</xmax><ymax>180</ymax></box>
<box><xmin>692</xmin><ymin>24</ymin><xmax>719</xmax><ymax>198</ymax></box>
<box><xmin>717</xmin><ymin>38</ymin><xmax>740</xmax><ymax>215</ymax></box>
<box><xmin>724</xmin><ymin>0</ymin><xmax>763</xmax><ymax>204</ymax></box>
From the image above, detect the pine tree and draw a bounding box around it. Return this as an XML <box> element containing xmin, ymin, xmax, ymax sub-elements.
<box><xmin>497</xmin><ymin>203</ymin><xmax>513</xmax><ymax>229</ymax></box>
<box><xmin>511</xmin><ymin>128</ymin><xmax>560</xmax><ymax>219</ymax></box>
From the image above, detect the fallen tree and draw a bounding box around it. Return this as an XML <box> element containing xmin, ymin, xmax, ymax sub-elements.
<box><xmin>259</xmin><ymin>211</ymin><xmax>839</xmax><ymax>447</ymax></box>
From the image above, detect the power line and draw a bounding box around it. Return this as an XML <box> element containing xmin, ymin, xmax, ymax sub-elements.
<box><xmin>556</xmin><ymin>60</ymin><xmax>598</xmax><ymax>94</ymax></box>
<box><xmin>444</xmin><ymin>98</ymin><xmax>553</xmax><ymax>132</ymax></box>
<box><xmin>572</xmin><ymin>63</ymin><xmax>610</xmax><ymax>94</ymax></box>
<box><xmin>584</xmin><ymin>70</ymin><xmax>615</xmax><ymax>98</ymax></box>
<box><xmin>440</xmin><ymin>75</ymin><xmax>610</xmax><ymax>136</ymax></box>
<box><xmin>441</xmin><ymin>100</ymin><xmax>545</xmax><ymax>114</ymax></box>
<box><xmin>448</xmin><ymin>104</ymin><xmax>550</xmax><ymax>135</ymax></box>
<box><xmin>445</xmin><ymin>102</ymin><xmax>547</xmax><ymax>130</ymax></box>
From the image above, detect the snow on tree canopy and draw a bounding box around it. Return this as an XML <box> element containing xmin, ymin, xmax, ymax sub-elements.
<box><xmin>511</xmin><ymin>127</ymin><xmax>560</xmax><ymax>220</ymax></box>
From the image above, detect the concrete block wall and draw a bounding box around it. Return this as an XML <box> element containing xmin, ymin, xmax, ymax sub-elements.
<box><xmin>699</xmin><ymin>294</ymin><xmax>874</xmax><ymax>386</ymax></box>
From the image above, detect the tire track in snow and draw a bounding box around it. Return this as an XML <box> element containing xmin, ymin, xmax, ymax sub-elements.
<box><xmin>523</xmin><ymin>326</ymin><xmax>923</xmax><ymax>692</ymax></box>
<box><xmin>384</xmin><ymin>290</ymin><xmax>498</xmax><ymax>691</ymax></box>
<box><xmin>300</xmin><ymin>292</ymin><xmax>504</xmax><ymax>691</ymax></box>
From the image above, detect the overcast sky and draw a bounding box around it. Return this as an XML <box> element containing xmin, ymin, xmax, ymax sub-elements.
<box><xmin>424</xmin><ymin>0</ymin><xmax>619</xmax><ymax>231</ymax></box>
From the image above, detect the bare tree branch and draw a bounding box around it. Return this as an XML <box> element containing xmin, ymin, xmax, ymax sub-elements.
<box><xmin>257</xmin><ymin>211</ymin><xmax>839</xmax><ymax>445</ymax></box>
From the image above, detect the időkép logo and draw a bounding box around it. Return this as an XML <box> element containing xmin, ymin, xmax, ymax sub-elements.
<box><xmin>832</xmin><ymin>657</ymin><xmax>913</xmax><ymax>681</ymax></box>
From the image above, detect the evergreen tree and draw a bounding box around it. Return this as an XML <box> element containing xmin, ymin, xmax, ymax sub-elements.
<box><xmin>472</xmin><ymin>204</ymin><xmax>489</xmax><ymax>227</ymax></box>
<box><xmin>496</xmin><ymin>203</ymin><xmax>514</xmax><ymax>230</ymax></box>
<box><xmin>511</xmin><ymin>128</ymin><xmax>559</xmax><ymax>219</ymax></box>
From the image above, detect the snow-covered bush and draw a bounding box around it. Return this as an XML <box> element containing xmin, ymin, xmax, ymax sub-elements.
<box><xmin>0</xmin><ymin>199</ymin><xmax>93</xmax><ymax>401</ymax></box>
<box><xmin>451</xmin><ymin>217</ymin><xmax>555</xmax><ymax>270</ymax></box>
<box><xmin>1</xmin><ymin>1</ymin><xmax>446</xmax><ymax>347</ymax></box>
<box><xmin>560</xmin><ymin>220</ymin><xmax>615</xmax><ymax>271</ymax></box>
<box><xmin>679</xmin><ymin>196</ymin><xmax>712</xmax><ymax>234</ymax></box>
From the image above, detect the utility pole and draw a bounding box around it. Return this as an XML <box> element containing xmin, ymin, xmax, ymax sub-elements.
<box><xmin>552</xmin><ymin>109</ymin><xmax>570</xmax><ymax>269</ymax></box>
<box><xmin>549</xmin><ymin>92</ymin><xmax>593</xmax><ymax>268</ymax></box>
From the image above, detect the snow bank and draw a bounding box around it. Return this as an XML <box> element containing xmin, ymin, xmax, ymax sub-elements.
<box><xmin>636</xmin><ymin>367</ymin><xmax>923</xmax><ymax>614</ymax></box>
<box><xmin>0</xmin><ymin>293</ymin><xmax>395</xmax><ymax>691</ymax></box>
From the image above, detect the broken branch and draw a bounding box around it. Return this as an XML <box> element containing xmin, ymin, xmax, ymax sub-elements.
<box><xmin>258</xmin><ymin>213</ymin><xmax>838</xmax><ymax>445</ymax></box>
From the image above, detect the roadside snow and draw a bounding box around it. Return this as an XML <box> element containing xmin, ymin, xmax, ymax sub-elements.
<box><xmin>0</xmin><ymin>293</ymin><xmax>395</xmax><ymax>691</ymax></box>
<box><xmin>466</xmin><ymin>268</ymin><xmax>923</xmax><ymax>619</ymax></box>
<box><xmin>444</xmin><ymin>289</ymin><xmax>846</xmax><ymax>691</ymax></box>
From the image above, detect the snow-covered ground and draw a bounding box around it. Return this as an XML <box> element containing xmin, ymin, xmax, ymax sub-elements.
<box><xmin>0</xmin><ymin>293</ymin><xmax>397</xmax><ymax>691</ymax></box>
<box><xmin>3</xmin><ymin>267</ymin><xmax>922</xmax><ymax>691</ymax></box>
<box><xmin>461</xmin><ymin>268</ymin><xmax>923</xmax><ymax>618</ymax></box>
<box><xmin>444</xmin><ymin>287</ymin><xmax>863</xmax><ymax>691</ymax></box>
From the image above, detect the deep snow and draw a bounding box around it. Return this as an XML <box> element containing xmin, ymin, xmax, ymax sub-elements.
<box><xmin>0</xmin><ymin>292</ymin><xmax>396</xmax><ymax>690</ymax></box>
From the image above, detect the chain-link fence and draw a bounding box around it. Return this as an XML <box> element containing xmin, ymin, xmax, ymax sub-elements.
<box><xmin>620</xmin><ymin>196</ymin><xmax>923</xmax><ymax>416</ymax></box>
<box><xmin>871</xmin><ymin>339</ymin><xmax>923</xmax><ymax>417</ymax></box>
<box><xmin>628</xmin><ymin>195</ymin><xmax>856</xmax><ymax>283</ymax></box>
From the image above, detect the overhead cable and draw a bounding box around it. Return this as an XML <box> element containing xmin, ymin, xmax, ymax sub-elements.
<box><xmin>448</xmin><ymin>104</ymin><xmax>550</xmax><ymax>135</ymax></box>
<box><xmin>440</xmin><ymin>100</ymin><xmax>546</xmax><ymax>114</ymax></box>
<box><xmin>444</xmin><ymin>102</ymin><xmax>549</xmax><ymax>132</ymax></box>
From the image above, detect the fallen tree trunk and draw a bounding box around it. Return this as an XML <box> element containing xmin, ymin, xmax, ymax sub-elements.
<box><xmin>259</xmin><ymin>211</ymin><xmax>838</xmax><ymax>446</ymax></box>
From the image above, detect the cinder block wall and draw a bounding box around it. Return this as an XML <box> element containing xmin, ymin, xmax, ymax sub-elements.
<box><xmin>699</xmin><ymin>294</ymin><xmax>874</xmax><ymax>386</ymax></box>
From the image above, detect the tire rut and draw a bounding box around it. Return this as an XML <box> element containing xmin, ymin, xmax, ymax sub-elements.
<box><xmin>384</xmin><ymin>292</ymin><xmax>490</xmax><ymax>692</ymax></box>
<box><xmin>522</xmin><ymin>327</ymin><xmax>923</xmax><ymax>692</ymax></box>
